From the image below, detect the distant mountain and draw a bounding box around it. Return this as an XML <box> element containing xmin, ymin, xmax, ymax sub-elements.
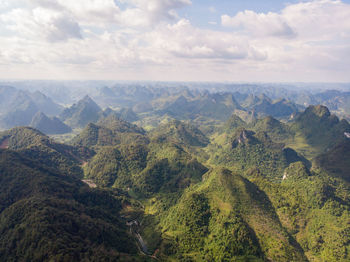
<box><xmin>117</xmin><ymin>107</ymin><xmax>139</xmax><ymax>122</ymax></box>
<box><xmin>150</xmin><ymin>119</ymin><xmax>209</xmax><ymax>147</ymax></box>
<box><xmin>71</xmin><ymin>116</ymin><xmax>148</xmax><ymax>147</ymax></box>
<box><xmin>60</xmin><ymin>95</ymin><xmax>102</xmax><ymax>128</ymax></box>
<box><xmin>30</xmin><ymin>112</ymin><xmax>72</xmax><ymax>135</ymax></box>
<box><xmin>243</xmin><ymin>94</ymin><xmax>301</xmax><ymax>119</ymax></box>
<box><xmin>27</xmin><ymin>91</ymin><xmax>63</xmax><ymax>116</ymax></box>
<box><xmin>97</xmin><ymin>114</ymin><xmax>145</xmax><ymax>134</ymax></box>
<box><xmin>0</xmin><ymin>86</ymin><xmax>63</xmax><ymax>129</ymax></box>
<box><xmin>0</xmin><ymin>91</ymin><xmax>38</xmax><ymax>128</ymax></box>
<box><xmin>156</xmin><ymin>92</ymin><xmax>242</xmax><ymax>121</ymax></box>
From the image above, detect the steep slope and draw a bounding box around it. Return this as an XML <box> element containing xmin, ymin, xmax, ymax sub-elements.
<box><xmin>84</xmin><ymin>140</ymin><xmax>208</xmax><ymax>196</ymax></box>
<box><xmin>253</xmin><ymin>167</ymin><xmax>350</xmax><ymax>262</ymax></box>
<box><xmin>150</xmin><ymin>119</ymin><xmax>209</xmax><ymax>147</ymax></box>
<box><xmin>253</xmin><ymin>116</ymin><xmax>293</xmax><ymax>143</ymax></box>
<box><xmin>210</xmin><ymin>128</ymin><xmax>305</xmax><ymax>180</ymax></box>
<box><xmin>0</xmin><ymin>91</ymin><xmax>38</xmax><ymax>128</ymax></box>
<box><xmin>30</xmin><ymin>112</ymin><xmax>72</xmax><ymax>135</ymax></box>
<box><xmin>243</xmin><ymin>94</ymin><xmax>300</xmax><ymax>119</ymax></box>
<box><xmin>0</xmin><ymin>87</ymin><xmax>63</xmax><ymax>128</ymax></box>
<box><xmin>156</xmin><ymin>92</ymin><xmax>242</xmax><ymax>121</ymax></box>
<box><xmin>157</xmin><ymin>168</ymin><xmax>306</xmax><ymax>261</ymax></box>
<box><xmin>60</xmin><ymin>95</ymin><xmax>102</xmax><ymax>128</ymax></box>
<box><xmin>27</xmin><ymin>90</ymin><xmax>63</xmax><ymax>116</ymax></box>
<box><xmin>71</xmin><ymin>115</ymin><xmax>148</xmax><ymax>148</ymax></box>
<box><xmin>117</xmin><ymin>108</ymin><xmax>139</xmax><ymax>122</ymax></box>
<box><xmin>222</xmin><ymin>114</ymin><xmax>247</xmax><ymax>133</ymax></box>
<box><xmin>289</xmin><ymin>105</ymin><xmax>350</xmax><ymax>159</ymax></box>
<box><xmin>0</xmin><ymin>127</ymin><xmax>93</xmax><ymax>178</ymax></box>
<box><xmin>313</xmin><ymin>139</ymin><xmax>350</xmax><ymax>182</ymax></box>
<box><xmin>0</xmin><ymin>149</ymin><xmax>137</xmax><ymax>261</ymax></box>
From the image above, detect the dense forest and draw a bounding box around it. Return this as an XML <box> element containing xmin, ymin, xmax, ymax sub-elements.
<box><xmin>0</xmin><ymin>83</ymin><xmax>349</xmax><ymax>261</ymax></box>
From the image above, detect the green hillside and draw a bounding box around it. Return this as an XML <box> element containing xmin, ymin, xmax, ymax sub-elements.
<box><xmin>288</xmin><ymin>105</ymin><xmax>350</xmax><ymax>159</ymax></box>
<box><xmin>71</xmin><ymin>116</ymin><xmax>148</xmax><ymax>148</ymax></box>
<box><xmin>150</xmin><ymin>119</ymin><xmax>209</xmax><ymax>147</ymax></box>
<box><xmin>149</xmin><ymin>168</ymin><xmax>307</xmax><ymax>261</ymax></box>
<box><xmin>0</xmin><ymin>149</ymin><xmax>138</xmax><ymax>261</ymax></box>
<box><xmin>0</xmin><ymin>127</ymin><xmax>93</xmax><ymax>178</ymax></box>
<box><xmin>314</xmin><ymin>139</ymin><xmax>350</xmax><ymax>182</ymax></box>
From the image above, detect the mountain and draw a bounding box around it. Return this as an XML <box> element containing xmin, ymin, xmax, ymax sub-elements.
<box><xmin>150</xmin><ymin>119</ymin><xmax>209</xmax><ymax>147</ymax></box>
<box><xmin>253</xmin><ymin>116</ymin><xmax>293</xmax><ymax>142</ymax></box>
<box><xmin>210</xmin><ymin>128</ymin><xmax>305</xmax><ymax>180</ymax></box>
<box><xmin>289</xmin><ymin>105</ymin><xmax>350</xmax><ymax>159</ymax></box>
<box><xmin>156</xmin><ymin>92</ymin><xmax>242</xmax><ymax>121</ymax></box>
<box><xmin>0</xmin><ymin>90</ymin><xmax>38</xmax><ymax>128</ymax></box>
<box><xmin>253</xmin><ymin>166</ymin><xmax>350</xmax><ymax>262</ymax></box>
<box><xmin>243</xmin><ymin>94</ymin><xmax>301</xmax><ymax>119</ymax></box>
<box><xmin>0</xmin><ymin>86</ymin><xmax>63</xmax><ymax>129</ymax></box>
<box><xmin>151</xmin><ymin>168</ymin><xmax>307</xmax><ymax>261</ymax></box>
<box><xmin>30</xmin><ymin>112</ymin><xmax>72</xmax><ymax>134</ymax></box>
<box><xmin>222</xmin><ymin>114</ymin><xmax>247</xmax><ymax>133</ymax></box>
<box><xmin>60</xmin><ymin>95</ymin><xmax>102</xmax><ymax>128</ymax></box>
<box><xmin>27</xmin><ymin>91</ymin><xmax>63</xmax><ymax>116</ymax></box>
<box><xmin>314</xmin><ymin>139</ymin><xmax>350</xmax><ymax>182</ymax></box>
<box><xmin>0</xmin><ymin>127</ymin><xmax>93</xmax><ymax>178</ymax></box>
<box><xmin>98</xmin><ymin>114</ymin><xmax>144</xmax><ymax>134</ymax></box>
<box><xmin>117</xmin><ymin>108</ymin><xmax>139</xmax><ymax>122</ymax></box>
<box><xmin>71</xmin><ymin>115</ymin><xmax>148</xmax><ymax>148</ymax></box>
<box><xmin>0</xmin><ymin>149</ymin><xmax>137</xmax><ymax>261</ymax></box>
<box><xmin>84</xmin><ymin>137</ymin><xmax>208</xmax><ymax>194</ymax></box>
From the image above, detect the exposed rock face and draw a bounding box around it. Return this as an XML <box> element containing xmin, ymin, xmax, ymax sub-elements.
<box><xmin>231</xmin><ymin>129</ymin><xmax>256</xmax><ymax>148</ymax></box>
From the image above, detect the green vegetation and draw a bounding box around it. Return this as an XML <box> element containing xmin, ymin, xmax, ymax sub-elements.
<box><xmin>0</xmin><ymin>149</ymin><xmax>139</xmax><ymax>261</ymax></box>
<box><xmin>150</xmin><ymin>119</ymin><xmax>209</xmax><ymax>147</ymax></box>
<box><xmin>289</xmin><ymin>105</ymin><xmax>350</xmax><ymax>159</ymax></box>
<box><xmin>314</xmin><ymin>139</ymin><xmax>350</xmax><ymax>182</ymax></box>
<box><xmin>1</xmin><ymin>104</ymin><xmax>349</xmax><ymax>261</ymax></box>
<box><xmin>252</xmin><ymin>168</ymin><xmax>350</xmax><ymax>261</ymax></box>
<box><xmin>0</xmin><ymin>127</ymin><xmax>93</xmax><ymax>178</ymax></box>
<box><xmin>71</xmin><ymin>115</ymin><xmax>148</xmax><ymax>148</ymax></box>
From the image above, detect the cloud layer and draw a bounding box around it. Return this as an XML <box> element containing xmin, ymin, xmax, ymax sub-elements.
<box><xmin>0</xmin><ymin>0</ymin><xmax>349</xmax><ymax>81</ymax></box>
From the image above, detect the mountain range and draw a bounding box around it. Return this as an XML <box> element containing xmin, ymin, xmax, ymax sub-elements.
<box><xmin>0</xmin><ymin>82</ymin><xmax>349</xmax><ymax>261</ymax></box>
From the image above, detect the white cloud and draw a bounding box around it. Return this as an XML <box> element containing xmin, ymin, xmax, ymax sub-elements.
<box><xmin>221</xmin><ymin>11</ymin><xmax>296</xmax><ymax>38</ymax></box>
<box><xmin>123</xmin><ymin>0</ymin><xmax>191</xmax><ymax>19</ymax></box>
<box><xmin>1</xmin><ymin>7</ymin><xmax>82</xmax><ymax>42</ymax></box>
<box><xmin>0</xmin><ymin>0</ymin><xmax>349</xmax><ymax>82</ymax></box>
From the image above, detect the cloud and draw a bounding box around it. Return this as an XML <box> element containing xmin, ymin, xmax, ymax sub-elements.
<box><xmin>0</xmin><ymin>0</ymin><xmax>349</xmax><ymax>82</ymax></box>
<box><xmin>1</xmin><ymin>7</ymin><xmax>82</xmax><ymax>42</ymax></box>
<box><xmin>124</xmin><ymin>0</ymin><xmax>191</xmax><ymax>19</ymax></box>
<box><xmin>145</xmin><ymin>19</ymin><xmax>267</xmax><ymax>60</ymax></box>
<box><xmin>221</xmin><ymin>11</ymin><xmax>296</xmax><ymax>38</ymax></box>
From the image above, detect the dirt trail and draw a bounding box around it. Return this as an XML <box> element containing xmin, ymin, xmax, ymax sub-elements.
<box><xmin>0</xmin><ymin>138</ymin><xmax>9</xmax><ymax>149</ymax></box>
<box><xmin>82</xmin><ymin>179</ymin><xmax>97</xmax><ymax>188</ymax></box>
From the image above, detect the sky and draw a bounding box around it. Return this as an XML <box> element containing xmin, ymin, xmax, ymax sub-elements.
<box><xmin>0</xmin><ymin>0</ymin><xmax>350</xmax><ymax>82</ymax></box>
